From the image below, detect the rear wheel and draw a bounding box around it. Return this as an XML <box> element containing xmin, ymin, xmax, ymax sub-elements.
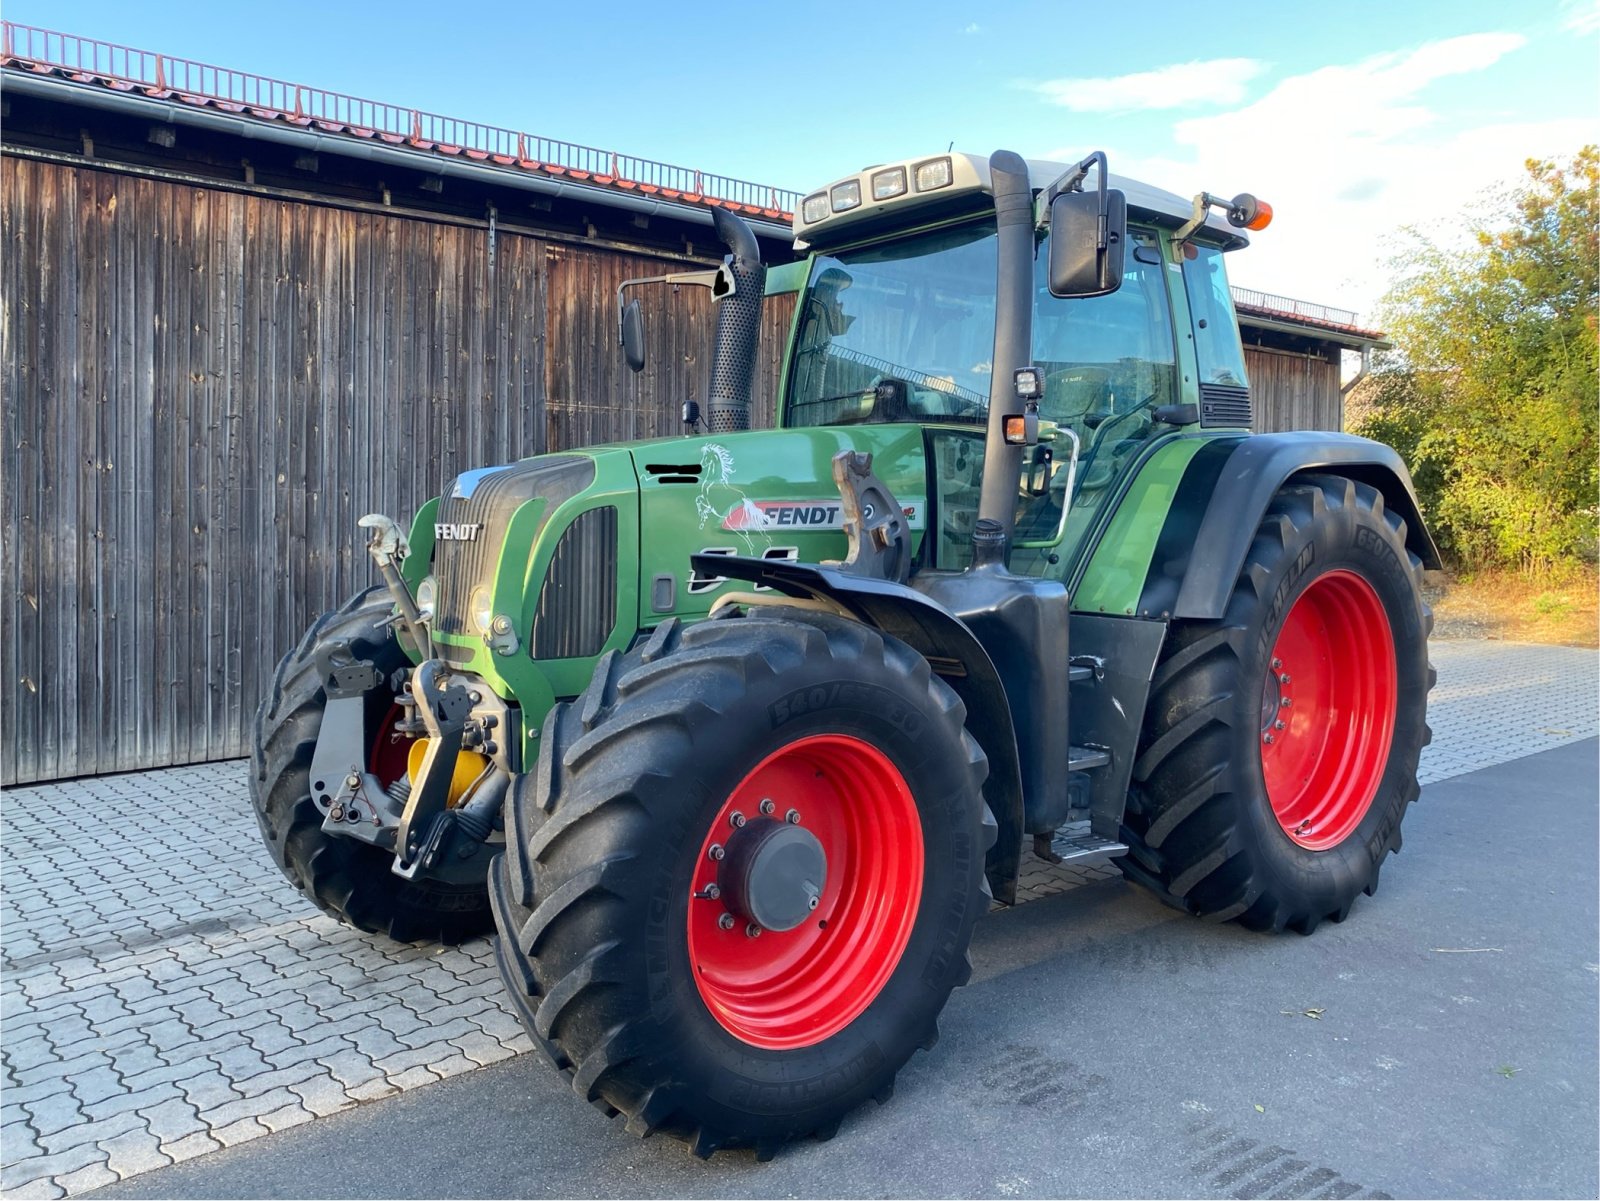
<box><xmin>1120</xmin><ymin>474</ymin><xmax>1434</xmax><ymax>933</ymax></box>
<box><xmin>251</xmin><ymin>587</ymin><xmax>494</xmax><ymax>943</ymax></box>
<box><xmin>491</xmin><ymin>609</ymin><xmax>992</xmax><ymax>1157</ymax></box>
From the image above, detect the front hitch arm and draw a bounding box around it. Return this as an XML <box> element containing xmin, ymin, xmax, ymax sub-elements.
<box><xmin>392</xmin><ymin>659</ymin><xmax>473</xmax><ymax>879</ymax></box>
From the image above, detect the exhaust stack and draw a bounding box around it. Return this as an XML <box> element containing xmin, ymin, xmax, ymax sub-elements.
<box><xmin>706</xmin><ymin>209</ymin><xmax>767</xmax><ymax>433</ymax></box>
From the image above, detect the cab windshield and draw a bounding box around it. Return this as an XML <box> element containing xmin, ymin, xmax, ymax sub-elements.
<box><xmin>784</xmin><ymin>221</ymin><xmax>997</xmax><ymax>428</ymax></box>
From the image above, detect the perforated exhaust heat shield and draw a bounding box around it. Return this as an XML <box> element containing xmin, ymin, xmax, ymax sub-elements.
<box><xmin>706</xmin><ymin>209</ymin><xmax>767</xmax><ymax>433</ymax></box>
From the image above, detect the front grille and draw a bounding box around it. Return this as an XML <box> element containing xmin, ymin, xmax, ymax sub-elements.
<box><xmin>1199</xmin><ymin>383</ymin><xmax>1252</xmax><ymax>429</ymax></box>
<box><xmin>432</xmin><ymin>457</ymin><xmax>594</xmax><ymax>635</ymax></box>
<box><xmin>531</xmin><ymin>507</ymin><xmax>618</xmax><ymax>659</ymax></box>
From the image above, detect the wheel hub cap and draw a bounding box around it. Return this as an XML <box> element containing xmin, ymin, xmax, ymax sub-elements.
<box><xmin>718</xmin><ymin>818</ymin><xmax>827</xmax><ymax>933</ymax></box>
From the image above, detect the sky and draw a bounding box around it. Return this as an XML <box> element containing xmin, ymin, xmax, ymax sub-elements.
<box><xmin>11</xmin><ymin>0</ymin><xmax>1598</xmax><ymax>319</ymax></box>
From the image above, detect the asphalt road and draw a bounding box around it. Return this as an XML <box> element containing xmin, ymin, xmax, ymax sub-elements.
<box><xmin>88</xmin><ymin>739</ymin><xmax>1599</xmax><ymax>1200</ymax></box>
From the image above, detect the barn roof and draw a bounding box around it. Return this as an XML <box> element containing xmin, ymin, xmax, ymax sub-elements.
<box><xmin>0</xmin><ymin>21</ymin><xmax>801</xmax><ymax>227</ymax></box>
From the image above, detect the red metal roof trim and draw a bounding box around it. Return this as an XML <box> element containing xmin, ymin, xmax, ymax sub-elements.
<box><xmin>0</xmin><ymin>21</ymin><xmax>799</xmax><ymax>224</ymax></box>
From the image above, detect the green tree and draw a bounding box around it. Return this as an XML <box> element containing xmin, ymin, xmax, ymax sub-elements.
<box><xmin>1355</xmin><ymin>147</ymin><xmax>1598</xmax><ymax>576</ymax></box>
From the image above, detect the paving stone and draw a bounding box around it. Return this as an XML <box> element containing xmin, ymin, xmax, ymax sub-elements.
<box><xmin>387</xmin><ymin>1065</ymin><xmax>442</xmax><ymax>1091</ymax></box>
<box><xmin>256</xmin><ymin>1103</ymin><xmax>315</xmax><ymax>1134</ymax></box>
<box><xmin>64</xmin><ymin>1067</ymin><xmax>125</xmax><ymax>1109</ymax></box>
<box><xmin>450</xmin><ymin>1029</ymin><xmax>518</xmax><ymax>1068</ymax></box>
<box><xmin>424</xmin><ymin>1053</ymin><xmax>479</xmax><ymax>1080</ymax></box>
<box><xmin>206</xmin><ymin>1116</ymin><xmax>268</xmax><ymax>1150</ymax></box>
<box><xmin>345</xmin><ymin>1079</ymin><xmax>399</xmax><ymax>1104</ymax></box>
<box><xmin>98</xmin><ymin>1125</ymin><xmax>173</xmax><ymax>1181</ymax></box>
<box><xmin>19</xmin><ymin>1094</ymin><xmax>86</xmax><ymax>1141</ymax></box>
<box><xmin>287</xmin><ymin>1076</ymin><xmax>354</xmax><ymax>1118</ymax></box>
<box><xmin>172</xmin><ymin>1070</ymin><xmax>243</xmax><ymax>1113</ymax></box>
<box><xmin>159</xmin><ymin>1130</ymin><xmax>222</xmax><ymax>1165</ymax></box>
<box><xmin>136</xmin><ymin>1096</ymin><xmax>205</xmax><ymax>1146</ymax></box>
<box><xmin>51</xmin><ymin>1160</ymin><xmax>119</xmax><ymax>1194</ymax></box>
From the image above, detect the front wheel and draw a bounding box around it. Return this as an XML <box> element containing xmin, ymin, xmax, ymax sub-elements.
<box><xmin>250</xmin><ymin>587</ymin><xmax>495</xmax><ymax>944</ymax></box>
<box><xmin>490</xmin><ymin>609</ymin><xmax>992</xmax><ymax>1157</ymax></box>
<box><xmin>1120</xmin><ymin>474</ymin><xmax>1434</xmax><ymax>933</ymax></box>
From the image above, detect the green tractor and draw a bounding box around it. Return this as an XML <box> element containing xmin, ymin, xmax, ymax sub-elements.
<box><xmin>251</xmin><ymin>149</ymin><xmax>1436</xmax><ymax>1157</ymax></box>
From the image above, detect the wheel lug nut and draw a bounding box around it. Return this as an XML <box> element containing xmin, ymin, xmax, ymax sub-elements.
<box><xmin>759</xmin><ymin>798</ymin><xmax>775</xmax><ymax>816</ymax></box>
<box><xmin>1263</xmin><ymin>733</ymin><xmax>1275</xmax><ymax>745</ymax></box>
<box><xmin>695</xmin><ymin>883</ymin><xmax>721</xmax><ymax>900</ymax></box>
<box><xmin>785</xmin><ymin>809</ymin><xmax>801</xmax><ymax>824</ymax></box>
<box><xmin>708</xmin><ymin>843</ymin><xmax>725</xmax><ymax>861</ymax></box>
<box><xmin>729</xmin><ymin>811</ymin><xmax>746</xmax><ymax>828</ymax></box>
<box><xmin>1272</xmin><ymin>657</ymin><xmax>1283</xmax><ymax>670</ymax></box>
<box><xmin>1273</xmin><ymin>719</ymin><xmax>1286</xmax><ymax>731</ymax></box>
<box><xmin>718</xmin><ymin>913</ymin><xmax>735</xmax><ymax>930</ymax></box>
<box><xmin>745</xmin><ymin>923</ymin><xmax>762</xmax><ymax>938</ymax></box>
<box><xmin>1280</xmin><ymin>697</ymin><xmax>1292</xmax><ymax>708</ymax></box>
<box><xmin>807</xmin><ymin>896</ymin><xmax>819</xmax><ymax>911</ymax></box>
<box><xmin>1279</xmin><ymin>673</ymin><xmax>1291</xmax><ymax>685</ymax></box>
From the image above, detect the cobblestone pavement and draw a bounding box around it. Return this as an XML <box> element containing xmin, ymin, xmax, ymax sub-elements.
<box><xmin>2</xmin><ymin>640</ymin><xmax>1595</xmax><ymax>1198</ymax></box>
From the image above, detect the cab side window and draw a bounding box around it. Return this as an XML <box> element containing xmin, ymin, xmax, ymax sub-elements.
<box><xmin>1010</xmin><ymin>229</ymin><xmax>1178</xmax><ymax>572</ymax></box>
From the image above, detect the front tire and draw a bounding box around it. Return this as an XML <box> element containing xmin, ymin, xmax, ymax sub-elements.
<box><xmin>491</xmin><ymin>609</ymin><xmax>992</xmax><ymax>1157</ymax></box>
<box><xmin>1119</xmin><ymin>474</ymin><xmax>1434</xmax><ymax>933</ymax></box>
<box><xmin>251</xmin><ymin>587</ymin><xmax>494</xmax><ymax>944</ymax></box>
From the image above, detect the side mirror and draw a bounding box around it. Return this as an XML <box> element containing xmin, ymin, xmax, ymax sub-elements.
<box><xmin>621</xmin><ymin>300</ymin><xmax>646</xmax><ymax>373</ymax></box>
<box><xmin>1047</xmin><ymin>188</ymin><xmax>1126</xmax><ymax>298</ymax></box>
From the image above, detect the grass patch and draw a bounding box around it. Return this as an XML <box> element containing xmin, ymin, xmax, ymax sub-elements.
<box><xmin>1425</xmin><ymin>568</ymin><xmax>1598</xmax><ymax>647</ymax></box>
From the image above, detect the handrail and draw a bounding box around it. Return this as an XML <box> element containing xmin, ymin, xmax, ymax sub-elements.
<box><xmin>1231</xmin><ymin>286</ymin><xmax>1359</xmax><ymax>328</ymax></box>
<box><xmin>1</xmin><ymin>20</ymin><xmax>802</xmax><ymax>216</ymax></box>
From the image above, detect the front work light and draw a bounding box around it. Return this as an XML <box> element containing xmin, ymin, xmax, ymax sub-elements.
<box><xmin>470</xmin><ymin>585</ymin><xmax>495</xmax><ymax>634</ymax></box>
<box><xmin>801</xmin><ymin>192</ymin><xmax>830</xmax><ymax>223</ymax></box>
<box><xmin>871</xmin><ymin>167</ymin><xmax>908</xmax><ymax>200</ymax></box>
<box><xmin>913</xmin><ymin>157</ymin><xmax>953</xmax><ymax>192</ymax></box>
<box><xmin>830</xmin><ymin>180</ymin><xmax>863</xmax><ymax>212</ymax></box>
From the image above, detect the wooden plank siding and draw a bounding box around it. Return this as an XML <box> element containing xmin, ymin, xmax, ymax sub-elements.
<box><xmin>1244</xmin><ymin>344</ymin><xmax>1343</xmax><ymax>433</ymax></box>
<box><xmin>2</xmin><ymin>156</ymin><xmax>792</xmax><ymax>784</ymax></box>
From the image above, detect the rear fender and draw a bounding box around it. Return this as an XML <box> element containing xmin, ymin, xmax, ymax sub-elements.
<box><xmin>692</xmin><ymin>554</ymin><xmax>1026</xmax><ymax>904</ymax></box>
<box><xmin>1158</xmin><ymin>432</ymin><xmax>1442</xmax><ymax>621</ymax></box>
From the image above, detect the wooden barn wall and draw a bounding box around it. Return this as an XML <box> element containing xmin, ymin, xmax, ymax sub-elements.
<box><xmin>2</xmin><ymin>155</ymin><xmax>792</xmax><ymax>784</ymax></box>
<box><xmin>1245</xmin><ymin>344</ymin><xmax>1343</xmax><ymax>433</ymax></box>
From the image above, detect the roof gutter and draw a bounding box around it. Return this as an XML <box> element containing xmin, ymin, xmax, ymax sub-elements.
<box><xmin>1</xmin><ymin>71</ymin><xmax>795</xmax><ymax>241</ymax></box>
<box><xmin>1237</xmin><ymin>309</ymin><xmax>1393</xmax><ymax>352</ymax></box>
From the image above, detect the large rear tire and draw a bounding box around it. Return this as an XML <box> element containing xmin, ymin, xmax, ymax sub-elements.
<box><xmin>1119</xmin><ymin>474</ymin><xmax>1434</xmax><ymax>933</ymax></box>
<box><xmin>251</xmin><ymin>587</ymin><xmax>494</xmax><ymax>944</ymax></box>
<box><xmin>491</xmin><ymin>609</ymin><xmax>992</xmax><ymax>1157</ymax></box>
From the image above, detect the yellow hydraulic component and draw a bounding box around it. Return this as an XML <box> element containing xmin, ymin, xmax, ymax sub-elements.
<box><xmin>406</xmin><ymin>740</ymin><xmax>490</xmax><ymax>809</ymax></box>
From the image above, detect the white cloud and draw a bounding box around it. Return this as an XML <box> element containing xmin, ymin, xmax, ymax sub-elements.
<box><xmin>1034</xmin><ymin>58</ymin><xmax>1267</xmax><ymax>113</ymax></box>
<box><xmin>1044</xmin><ymin>33</ymin><xmax>1595</xmax><ymax>320</ymax></box>
<box><xmin>1560</xmin><ymin>0</ymin><xmax>1600</xmax><ymax>34</ymax></box>
<box><xmin>963</xmin><ymin>22</ymin><xmax>982</xmax><ymax>34</ymax></box>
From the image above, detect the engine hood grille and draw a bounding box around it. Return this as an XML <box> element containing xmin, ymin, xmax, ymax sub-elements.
<box><xmin>431</xmin><ymin>456</ymin><xmax>594</xmax><ymax>635</ymax></box>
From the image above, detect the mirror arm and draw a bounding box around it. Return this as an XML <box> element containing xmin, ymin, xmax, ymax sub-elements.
<box><xmin>614</xmin><ymin>269</ymin><xmax>728</xmax><ymax>345</ymax></box>
<box><xmin>1035</xmin><ymin>150</ymin><xmax>1109</xmax><ymax>230</ymax></box>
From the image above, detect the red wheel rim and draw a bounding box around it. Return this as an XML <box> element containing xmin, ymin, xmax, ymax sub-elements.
<box><xmin>367</xmin><ymin>701</ymin><xmax>413</xmax><ymax>789</ymax></box>
<box><xmin>1260</xmin><ymin>569</ymin><xmax>1397</xmax><ymax>850</ymax></box>
<box><xmin>686</xmin><ymin>734</ymin><xmax>924</xmax><ymax>1050</ymax></box>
